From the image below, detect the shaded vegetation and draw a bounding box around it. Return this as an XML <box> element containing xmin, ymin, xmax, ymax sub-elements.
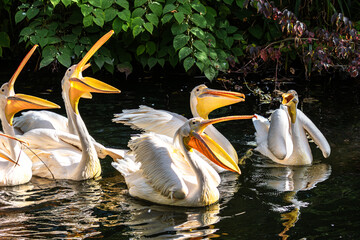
<box><xmin>0</xmin><ymin>0</ymin><xmax>359</xmax><ymax>81</ymax></box>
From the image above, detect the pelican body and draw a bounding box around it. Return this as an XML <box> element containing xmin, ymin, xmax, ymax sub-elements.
<box><xmin>0</xmin><ymin>45</ymin><xmax>60</xmax><ymax>186</ymax></box>
<box><xmin>15</xmin><ymin>31</ymin><xmax>121</xmax><ymax>180</ymax></box>
<box><xmin>252</xmin><ymin>90</ymin><xmax>331</xmax><ymax>165</ymax></box>
<box><xmin>112</xmin><ymin>115</ymin><xmax>253</xmax><ymax>207</ymax></box>
<box><xmin>113</xmin><ymin>85</ymin><xmax>246</xmax><ymax>171</ymax></box>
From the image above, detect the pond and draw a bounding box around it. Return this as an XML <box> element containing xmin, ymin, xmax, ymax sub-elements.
<box><xmin>0</xmin><ymin>68</ymin><xmax>359</xmax><ymax>239</ymax></box>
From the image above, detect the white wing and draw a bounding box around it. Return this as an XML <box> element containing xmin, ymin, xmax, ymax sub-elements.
<box><xmin>267</xmin><ymin>108</ymin><xmax>292</xmax><ymax>160</ymax></box>
<box><xmin>126</xmin><ymin>132</ymin><xmax>193</xmax><ymax>199</ymax></box>
<box><xmin>297</xmin><ymin>110</ymin><xmax>331</xmax><ymax>158</ymax></box>
<box><xmin>13</xmin><ymin>110</ymin><xmax>69</xmax><ymax>134</ymax></box>
<box><xmin>113</xmin><ymin>105</ymin><xmax>188</xmax><ymax>138</ymax></box>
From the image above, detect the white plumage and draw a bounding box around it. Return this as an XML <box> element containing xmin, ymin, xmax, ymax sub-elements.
<box><xmin>112</xmin><ymin>116</ymin><xmax>244</xmax><ymax>207</ymax></box>
<box><xmin>113</xmin><ymin>85</ymin><xmax>247</xmax><ymax>171</ymax></box>
<box><xmin>252</xmin><ymin>90</ymin><xmax>331</xmax><ymax>165</ymax></box>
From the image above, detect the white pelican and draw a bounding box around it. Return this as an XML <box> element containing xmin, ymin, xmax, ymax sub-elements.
<box><xmin>0</xmin><ymin>45</ymin><xmax>60</xmax><ymax>186</ymax></box>
<box><xmin>113</xmin><ymin>85</ymin><xmax>246</xmax><ymax>170</ymax></box>
<box><xmin>16</xmin><ymin>30</ymin><xmax>121</xmax><ymax>180</ymax></box>
<box><xmin>252</xmin><ymin>90</ymin><xmax>331</xmax><ymax>165</ymax></box>
<box><xmin>112</xmin><ymin>115</ymin><xmax>254</xmax><ymax>207</ymax></box>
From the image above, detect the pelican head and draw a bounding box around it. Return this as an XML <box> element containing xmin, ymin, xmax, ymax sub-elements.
<box><xmin>190</xmin><ymin>84</ymin><xmax>245</xmax><ymax>119</ymax></box>
<box><xmin>282</xmin><ymin>90</ymin><xmax>299</xmax><ymax>124</ymax></box>
<box><xmin>181</xmin><ymin>115</ymin><xmax>254</xmax><ymax>174</ymax></box>
<box><xmin>0</xmin><ymin>45</ymin><xmax>60</xmax><ymax>126</ymax></box>
<box><xmin>62</xmin><ymin>30</ymin><xmax>121</xmax><ymax>114</ymax></box>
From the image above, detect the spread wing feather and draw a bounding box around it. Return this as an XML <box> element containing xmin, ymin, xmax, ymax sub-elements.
<box><xmin>113</xmin><ymin>105</ymin><xmax>188</xmax><ymax>138</ymax></box>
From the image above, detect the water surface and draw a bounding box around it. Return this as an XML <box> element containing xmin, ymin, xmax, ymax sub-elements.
<box><xmin>0</xmin><ymin>71</ymin><xmax>359</xmax><ymax>239</ymax></box>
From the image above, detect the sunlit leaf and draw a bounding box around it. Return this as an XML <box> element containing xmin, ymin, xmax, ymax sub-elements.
<box><xmin>183</xmin><ymin>56</ymin><xmax>195</xmax><ymax>71</ymax></box>
<box><xmin>61</xmin><ymin>0</ymin><xmax>72</xmax><ymax>7</ymax></box>
<box><xmin>161</xmin><ymin>13</ymin><xmax>173</xmax><ymax>24</ymax></box>
<box><xmin>115</xmin><ymin>0</ymin><xmax>129</xmax><ymax>9</ymax></box>
<box><xmin>50</xmin><ymin>0</ymin><xmax>60</xmax><ymax>7</ymax></box>
<box><xmin>134</xmin><ymin>0</ymin><xmax>147</xmax><ymax>7</ymax></box>
<box><xmin>149</xmin><ymin>2</ymin><xmax>163</xmax><ymax>16</ymax></box>
<box><xmin>174</xmin><ymin>12</ymin><xmax>185</xmax><ymax>24</ymax></box>
<box><xmin>146</xmin><ymin>13</ymin><xmax>159</xmax><ymax>27</ymax></box>
<box><xmin>191</xmin><ymin>2</ymin><xmax>206</xmax><ymax>14</ymax></box>
<box><xmin>132</xmin><ymin>7</ymin><xmax>146</xmax><ymax>18</ymax></box>
<box><xmin>40</xmin><ymin>55</ymin><xmax>54</xmax><ymax>68</ymax></box>
<box><xmin>144</xmin><ymin>22</ymin><xmax>154</xmax><ymax>34</ymax></box>
<box><xmin>105</xmin><ymin>8</ymin><xmax>117</xmax><ymax>22</ymax></box>
<box><xmin>193</xmin><ymin>40</ymin><xmax>208</xmax><ymax>53</ymax></box>
<box><xmin>118</xmin><ymin>9</ymin><xmax>131</xmax><ymax>21</ymax></box>
<box><xmin>194</xmin><ymin>51</ymin><xmax>207</xmax><ymax>61</ymax></box>
<box><xmin>204</xmin><ymin>66</ymin><xmax>216</xmax><ymax>80</ymax></box>
<box><xmin>178</xmin><ymin>47</ymin><xmax>192</xmax><ymax>60</ymax></box>
<box><xmin>190</xmin><ymin>13</ymin><xmax>207</xmax><ymax>28</ymax></box>
<box><xmin>15</xmin><ymin>11</ymin><xmax>26</xmax><ymax>24</ymax></box>
<box><xmin>83</xmin><ymin>15</ymin><xmax>93</xmax><ymax>27</ymax></box>
<box><xmin>163</xmin><ymin>4</ymin><xmax>176</xmax><ymax>14</ymax></box>
<box><xmin>112</xmin><ymin>17</ymin><xmax>123</xmax><ymax>34</ymax></box>
<box><xmin>132</xmin><ymin>25</ymin><xmax>142</xmax><ymax>38</ymax></box>
<box><xmin>173</xmin><ymin>34</ymin><xmax>190</xmax><ymax>51</ymax></box>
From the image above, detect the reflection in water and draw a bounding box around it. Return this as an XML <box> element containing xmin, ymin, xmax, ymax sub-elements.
<box><xmin>250</xmin><ymin>161</ymin><xmax>331</xmax><ymax>240</ymax></box>
<box><xmin>0</xmin><ymin>170</ymin><xmax>240</xmax><ymax>239</ymax></box>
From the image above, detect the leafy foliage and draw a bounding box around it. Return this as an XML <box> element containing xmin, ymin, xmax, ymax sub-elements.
<box><xmin>11</xmin><ymin>0</ymin><xmax>252</xmax><ymax>80</ymax></box>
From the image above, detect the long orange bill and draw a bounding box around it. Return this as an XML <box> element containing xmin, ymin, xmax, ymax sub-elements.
<box><xmin>8</xmin><ymin>45</ymin><xmax>38</xmax><ymax>92</ymax></box>
<box><xmin>5</xmin><ymin>94</ymin><xmax>60</xmax><ymax>126</ymax></box>
<box><xmin>71</xmin><ymin>30</ymin><xmax>114</xmax><ymax>79</ymax></box>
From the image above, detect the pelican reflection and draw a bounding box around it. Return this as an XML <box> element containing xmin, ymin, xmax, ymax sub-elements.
<box><xmin>250</xmin><ymin>161</ymin><xmax>331</xmax><ymax>240</ymax></box>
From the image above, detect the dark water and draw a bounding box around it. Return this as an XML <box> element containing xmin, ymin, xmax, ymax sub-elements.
<box><xmin>1</xmin><ymin>70</ymin><xmax>360</xmax><ymax>239</ymax></box>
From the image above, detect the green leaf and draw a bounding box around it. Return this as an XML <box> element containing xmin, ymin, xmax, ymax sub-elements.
<box><xmin>146</xmin><ymin>41</ymin><xmax>156</xmax><ymax>55</ymax></box>
<box><xmin>183</xmin><ymin>57</ymin><xmax>195</xmax><ymax>72</ymax></box>
<box><xmin>169</xmin><ymin>55</ymin><xmax>178</xmax><ymax>67</ymax></box>
<box><xmin>134</xmin><ymin>0</ymin><xmax>147</xmax><ymax>7</ymax></box>
<box><xmin>146</xmin><ymin>13</ymin><xmax>159</xmax><ymax>27</ymax></box>
<box><xmin>174</xmin><ymin>12</ymin><xmax>185</xmax><ymax>24</ymax></box>
<box><xmin>94</xmin><ymin>54</ymin><xmax>105</xmax><ymax>68</ymax></box>
<box><xmin>196</xmin><ymin>61</ymin><xmax>205</xmax><ymax>72</ymax></box>
<box><xmin>190</xmin><ymin>14</ymin><xmax>207</xmax><ymax>28</ymax></box>
<box><xmin>15</xmin><ymin>11</ymin><xmax>26</xmax><ymax>24</ymax></box>
<box><xmin>62</xmin><ymin>34</ymin><xmax>77</xmax><ymax>42</ymax></box>
<box><xmin>118</xmin><ymin>9</ymin><xmax>131</xmax><ymax>21</ymax></box>
<box><xmin>0</xmin><ymin>47</ymin><xmax>3</xmax><ymax>57</ymax></box>
<box><xmin>105</xmin><ymin>8</ymin><xmax>117</xmax><ymax>21</ymax></box>
<box><xmin>93</xmin><ymin>9</ymin><xmax>105</xmax><ymax>27</ymax></box>
<box><xmin>50</xmin><ymin>0</ymin><xmax>60</xmax><ymax>7</ymax></box>
<box><xmin>26</xmin><ymin>7</ymin><xmax>39</xmax><ymax>20</ymax></box>
<box><xmin>74</xmin><ymin>45</ymin><xmax>85</xmax><ymax>57</ymax></box>
<box><xmin>115</xmin><ymin>0</ymin><xmax>129</xmax><ymax>9</ymax></box>
<box><xmin>61</xmin><ymin>0</ymin><xmax>72</xmax><ymax>7</ymax></box>
<box><xmin>149</xmin><ymin>2</ymin><xmax>163</xmax><ymax>17</ymax></box>
<box><xmin>233</xmin><ymin>33</ymin><xmax>244</xmax><ymax>40</ymax></box>
<box><xmin>40</xmin><ymin>55</ymin><xmax>54</xmax><ymax>68</ymax></box>
<box><xmin>191</xmin><ymin>2</ymin><xmax>206</xmax><ymax>14</ymax></box>
<box><xmin>224</xmin><ymin>37</ymin><xmax>234</xmax><ymax>48</ymax></box>
<box><xmin>171</xmin><ymin>22</ymin><xmax>188</xmax><ymax>35</ymax></box>
<box><xmin>194</xmin><ymin>51</ymin><xmax>207</xmax><ymax>61</ymax></box>
<box><xmin>178</xmin><ymin>47</ymin><xmax>192</xmax><ymax>60</ymax></box>
<box><xmin>173</xmin><ymin>34</ymin><xmax>190</xmax><ymax>51</ymax></box>
<box><xmin>248</xmin><ymin>24</ymin><xmax>263</xmax><ymax>39</ymax></box>
<box><xmin>113</xmin><ymin>17</ymin><xmax>123</xmax><ymax>34</ymax></box>
<box><xmin>57</xmin><ymin>52</ymin><xmax>71</xmax><ymax>68</ymax></box>
<box><xmin>161</xmin><ymin>14</ymin><xmax>173</xmax><ymax>24</ymax></box>
<box><xmin>81</xmin><ymin>5</ymin><xmax>93</xmax><ymax>16</ymax></box>
<box><xmin>163</xmin><ymin>4</ymin><xmax>176</xmax><ymax>14</ymax></box>
<box><xmin>215</xmin><ymin>29</ymin><xmax>227</xmax><ymax>40</ymax></box>
<box><xmin>148</xmin><ymin>57</ymin><xmax>157</xmax><ymax>69</ymax></box>
<box><xmin>227</xmin><ymin>26</ymin><xmax>238</xmax><ymax>34</ymax></box>
<box><xmin>236</xmin><ymin>0</ymin><xmax>246</xmax><ymax>8</ymax></box>
<box><xmin>132</xmin><ymin>8</ymin><xmax>146</xmax><ymax>18</ymax></box>
<box><xmin>204</xmin><ymin>66</ymin><xmax>216</xmax><ymax>80</ymax></box>
<box><xmin>208</xmin><ymin>48</ymin><xmax>217</xmax><ymax>59</ymax></box>
<box><xmin>80</xmin><ymin>37</ymin><xmax>91</xmax><ymax>44</ymax></box>
<box><xmin>42</xmin><ymin>45</ymin><xmax>57</xmax><ymax>58</ymax></box>
<box><xmin>89</xmin><ymin>0</ymin><xmax>101</xmax><ymax>8</ymax></box>
<box><xmin>132</xmin><ymin>25</ymin><xmax>142</xmax><ymax>38</ymax></box>
<box><xmin>190</xmin><ymin>27</ymin><xmax>205</xmax><ymax>40</ymax></box>
<box><xmin>157</xmin><ymin>58</ymin><xmax>165</xmax><ymax>67</ymax></box>
<box><xmin>19</xmin><ymin>27</ymin><xmax>34</xmax><ymax>37</ymax></box>
<box><xmin>193</xmin><ymin>40</ymin><xmax>208</xmax><ymax>53</ymax></box>
<box><xmin>143</xmin><ymin>22</ymin><xmax>153</xmax><ymax>34</ymax></box>
<box><xmin>178</xmin><ymin>4</ymin><xmax>192</xmax><ymax>15</ymax></box>
<box><xmin>0</xmin><ymin>32</ymin><xmax>10</xmax><ymax>48</ymax></box>
<box><xmin>104</xmin><ymin>62</ymin><xmax>114</xmax><ymax>74</ymax></box>
<box><xmin>131</xmin><ymin>17</ymin><xmax>145</xmax><ymax>27</ymax></box>
<box><xmin>83</xmin><ymin>15</ymin><xmax>93</xmax><ymax>27</ymax></box>
<box><xmin>47</xmin><ymin>36</ymin><xmax>61</xmax><ymax>44</ymax></box>
<box><xmin>136</xmin><ymin>44</ymin><xmax>145</xmax><ymax>55</ymax></box>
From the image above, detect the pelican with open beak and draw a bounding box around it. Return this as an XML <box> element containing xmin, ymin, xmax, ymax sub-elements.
<box><xmin>252</xmin><ymin>90</ymin><xmax>331</xmax><ymax>165</ymax></box>
<box><xmin>112</xmin><ymin>114</ymin><xmax>254</xmax><ymax>207</ymax></box>
<box><xmin>113</xmin><ymin>84</ymin><xmax>247</xmax><ymax>172</ymax></box>
<box><xmin>16</xmin><ymin>31</ymin><xmax>122</xmax><ymax>180</ymax></box>
<box><xmin>0</xmin><ymin>45</ymin><xmax>60</xmax><ymax>186</ymax></box>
